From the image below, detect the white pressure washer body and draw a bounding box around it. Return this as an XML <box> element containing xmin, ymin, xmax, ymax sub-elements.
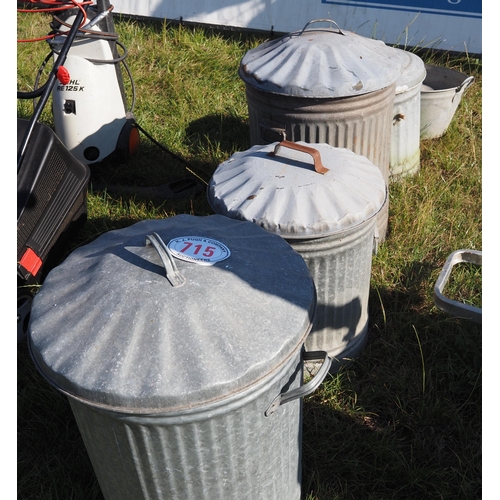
<box><xmin>49</xmin><ymin>3</ymin><xmax>137</xmax><ymax>165</ymax></box>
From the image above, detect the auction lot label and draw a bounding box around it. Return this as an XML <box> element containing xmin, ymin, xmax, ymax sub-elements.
<box><xmin>168</xmin><ymin>236</ymin><xmax>230</xmax><ymax>266</ymax></box>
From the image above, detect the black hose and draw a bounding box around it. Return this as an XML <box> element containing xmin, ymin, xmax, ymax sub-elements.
<box><xmin>50</xmin><ymin>39</ymin><xmax>128</xmax><ymax>64</ymax></box>
<box><xmin>133</xmin><ymin>121</ymin><xmax>210</xmax><ymax>186</ymax></box>
<box><xmin>17</xmin><ymin>51</ymin><xmax>53</xmax><ymax>101</ymax></box>
<box><xmin>17</xmin><ymin>81</ymin><xmax>49</xmax><ymax>99</ymax></box>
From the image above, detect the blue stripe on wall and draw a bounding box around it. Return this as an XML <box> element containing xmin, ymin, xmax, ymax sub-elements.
<box><xmin>321</xmin><ymin>0</ymin><xmax>481</xmax><ymax>18</ymax></box>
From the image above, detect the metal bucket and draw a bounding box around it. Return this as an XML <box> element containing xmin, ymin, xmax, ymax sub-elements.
<box><xmin>207</xmin><ymin>141</ymin><xmax>386</xmax><ymax>373</ymax></box>
<box><xmin>27</xmin><ymin>214</ymin><xmax>332</xmax><ymax>500</ymax></box>
<box><xmin>390</xmin><ymin>49</ymin><xmax>426</xmax><ymax>179</ymax></box>
<box><xmin>420</xmin><ymin>64</ymin><xmax>474</xmax><ymax>139</ymax></box>
<box><xmin>239</xmin><ymin>19</ymin><xmax>403</xmax><ymax>242</ymax></box>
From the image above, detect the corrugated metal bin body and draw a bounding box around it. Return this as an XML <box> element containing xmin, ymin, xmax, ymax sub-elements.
<box><xmin>245</xmin><ymin>86</ymin><xmax>393</xmax><ymax>241</ymax></box>
<box><xmin>68</xmin><ymin>353</ymin><xmax>303</xmax><ymax>500</ymax></box>
<box><xmin>239</xmin><ymin>20</ymin><xmax>402</xmax><ymax>241</ymax></box>
<box><xmin>208</xmin><ymin>142</ymin><xmax>386</xmax><ymax>372</ymax></box>
<box><xmin>291</xmin><ymin>219</ymin><xmax>376</xmax><ymax>363</ymax></box>
<box><xmin>28</xmin><ymin>214</ymin><xmax>328</xmax><ymax>500</ymax></box>
<box><xmin>246</xmin><ymin>83</ymin><xmax>395</xmax><ymax>177</ymax></box>
<box><xmin>390</xmin><ymin>49</ymin><xmax>426</xmax><ymax>179</ymax></box>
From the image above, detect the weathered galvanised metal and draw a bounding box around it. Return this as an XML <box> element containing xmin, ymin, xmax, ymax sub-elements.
<box><xmin>28</xmin><ymin>214</ymin><xmax>332</xmax><ymax>500</ymax></box>
<box><xmin>239</xmin><ymin>19</ymin><xmax>402</xmax><ymax>241</ymax></box>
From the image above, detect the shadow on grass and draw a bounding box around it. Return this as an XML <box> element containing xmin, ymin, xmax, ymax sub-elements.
<box><xmin>301</xmin><ymin>355</ymin><xmax>481</xmax><ymax>499</ymax></box>
<box><xmin>369</xmin><ymin>259</ymin><xmax>437</xmax><ymax>334</ymax></box>
<box><xmin>18</xmin><ymin>273</ymin><xmax>481</xmax><ymax>500</ymax></box>
<box><xmin>185</xmin><ymin>113</ymin><xmax>252</xmax><ymax>160</ymax></box>
<box><xmin>17</xmin><ymin>109</ymin><xmax>251</xmax><ymax>193</ymax></box>
<box><xmin>301</xmin><ymin>273</ymin><xmax>481</xmax><ymax>499</ymax></box>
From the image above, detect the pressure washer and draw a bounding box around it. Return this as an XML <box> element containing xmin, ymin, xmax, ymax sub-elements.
<box><xmin>48</xmin><ymin>0</ymin><xmax>140</xmax><ymax>164</ymax></box>
<box><xmin>17</xmin><ymin>0</ymin><xmax>205</xmax><ymax>340</ymax></box>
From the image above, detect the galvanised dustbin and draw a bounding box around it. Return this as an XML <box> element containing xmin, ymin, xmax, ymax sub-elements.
<box><xmin>207</xmin><ymin>141</ymin><xmax>386</xmax><ymax>373</ymax></box>
<box><xmin>27</xmin><ymin>214</ymin><xmax>332</xmax><ymax>500</ymax></box>
<box><xmin>390</xmin><ymin>49</ymin><xmax>426</xmax><ymax>179</ymax></box>
<box><xmin>239</xmin><ymin>19</ymin><xmax>402</xmax><ymax>242</ymax></box>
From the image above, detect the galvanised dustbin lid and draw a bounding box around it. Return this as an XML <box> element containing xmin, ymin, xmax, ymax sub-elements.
<box><xmin>207</xmin><ymin>141</ymin><xmax>387</xmax><ymax>239</ymax></box>
<box><xmin>27</xmin><ymin>215</ymin><xmax>316</xmax><ymax>413</ymax></box>
<box><xmin>394</xmin><ymin>48</ymin><xmax>426</xmax><ymax>94</ymax></box>
<box><xmin>239</xmin><ymin>19</ymin><xmax>403</xmax><ymax>98</ymax></box>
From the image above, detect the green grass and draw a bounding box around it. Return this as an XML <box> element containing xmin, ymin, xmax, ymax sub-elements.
<box><xmin>18</xmin><ymin>11</ymin><xmax>481</xmax><ymax>500</ymax></box>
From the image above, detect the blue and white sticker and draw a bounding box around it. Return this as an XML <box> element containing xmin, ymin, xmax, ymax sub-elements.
<box><xmin>167</xmin><ymin>236</ymin><xmax>230</xmax><ymax>266</ymax></box>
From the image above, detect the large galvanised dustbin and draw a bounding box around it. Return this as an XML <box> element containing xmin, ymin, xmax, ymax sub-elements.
<box><xmin>390</xmin><ymin>49</ymin><xmax>426</xmax><ymax>179</ymax></box>
<box><xmin>207</xmin><ymin>141</ymin><xmax>386</xmax><ymax>373</ymax></box>
<box><xmin>27</xmin><ymin>214</ymin><xmax>332</xmax><ymax>500</ymax></box>
<box><xmin>239</xmin><ymin>19</ymin><xmax>402</xmax><ymax>242</ymax></box>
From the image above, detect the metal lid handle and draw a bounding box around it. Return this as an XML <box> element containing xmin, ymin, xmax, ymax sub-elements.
<box><xmin>268</xmin><ymin>140</ymin><xmax>329</xmax><ymax>174</ymax></box>
<box><xmin>299</xmin><ymin>19</ymin><xmax>344</xmax><ymax>36</ymax></box>
<box><xmin>146</xmin><ymin>233</ymin><xmax>186</xmax><ymax>287</ymax></box>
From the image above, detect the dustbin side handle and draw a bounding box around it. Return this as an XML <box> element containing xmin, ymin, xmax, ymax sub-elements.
<box><xmin>265</xmin><ymin>350</ymin><xmax>332</xmax><ymax>416</ymax></box>
<box><xmin>146</xmin><ymin>233</ymin><xmax>186</xmax><ymax>287</ymax></box>
<box><xmin>268</xmin><ymin>140</ymin><xmax>329</xmax><ymax>174</ymax></box>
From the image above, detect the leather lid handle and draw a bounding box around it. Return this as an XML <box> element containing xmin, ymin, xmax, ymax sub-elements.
<box><xmin>268</xmin><ymin>140</ymin><xmax>329</xmax><ymax>174</ymax></box>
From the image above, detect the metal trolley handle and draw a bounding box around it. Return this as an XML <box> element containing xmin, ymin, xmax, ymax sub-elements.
<box><xmin>433</xmin><ymin>249</ymin><xmax>482</xmax><ymax>324</ymax></box>
<box><xmin>265</xmin><ymin>350</ymin><xmax>332</xmax><ymax>416</ymax></box>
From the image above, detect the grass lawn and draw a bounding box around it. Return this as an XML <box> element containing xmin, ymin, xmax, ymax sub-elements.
<box><xmin>18</xmin><ymin>8</ymin><xmax>482</xmax><ymax>500</ymax></box>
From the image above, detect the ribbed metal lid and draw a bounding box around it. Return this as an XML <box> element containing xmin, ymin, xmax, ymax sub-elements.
<box><xmin>394</xmin><ymin>48</ymin><xmax>426</xmax><ymax>94</ymax></box>
<box><xmin>28</xmin><ymin>215</ymin><xmax>315</xmax><ymax>413</ymax></box>
<box><xmin>207</xmin><ymin>141</ymin><xmax>386</xmax><ymax>238</ymax></box>
<box><xmin>239</xmin><ymin>19</ymin><xmax>403</xmax><ymax>98</ymax></box>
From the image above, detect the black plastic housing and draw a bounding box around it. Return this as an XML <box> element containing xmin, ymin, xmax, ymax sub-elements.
<box><xmin>17</xmin><ymin>118</ymin><xmax>90</xmax><ymax>284</ymax></box>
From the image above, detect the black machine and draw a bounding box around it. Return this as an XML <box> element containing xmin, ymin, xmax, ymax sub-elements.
<box><xmin>17</xmin><ymin>118</ymin><xmax>90</xmax><ymax>286</ymax></box>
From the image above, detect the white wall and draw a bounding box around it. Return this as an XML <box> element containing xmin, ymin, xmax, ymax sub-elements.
<box><xmin>111</xmin><ymin>0</ymin><xmax>482</xmax><ymax>54</ymax></box>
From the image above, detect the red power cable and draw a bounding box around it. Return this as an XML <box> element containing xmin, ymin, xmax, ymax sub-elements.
<box><xmin>17</xmin><ymin>0</ymin><xmax>93</xmax><ymax>42</ymax></box>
